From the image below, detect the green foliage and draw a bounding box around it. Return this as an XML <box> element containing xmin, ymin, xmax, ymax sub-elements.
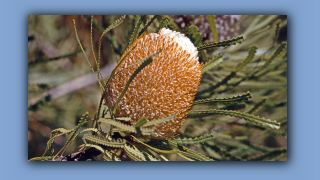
<box><xmin>230</xmin><ymin>45</ymin><xmax>258</xmax><ymax>72</ymax></box>
<box><xmin>142</xmin><ymin>114</ymin><xmax>176</xmax><ymax>127</ymax></box>
<box><xmin>185</xmin><ymin>25</ymin><xmax>203</xmax><ymax>47</ymax></box>
<box><xmin>138</xmin><ymin>15</ymin><xmax>158</xmax><ymax>36</ymax></box>
<box><xmin>156</xmin><ymin>17</ymin><xmax>170</xmax><ymax>32</ymax></box>
<box><xmin>98</xmin><ymin>118</ymin><xmax>153</xmax><ymax>135</ymax></box>
<box><xmin>185</xmin><ymin>25</ymin><xmax>207</xmax><ymax>61</ymax></box>
<box><xmin>168</xmin><ymin>134</ymin><xmax>214</xmax><ymax>145</ymax></box>
<box><xmin>29</xmin><ymin>15</ymin><xmax>287</xmax><ymax>161</ymax></box>
<box><xmin>97</xmin><ymin>15</ymin><xmax>126</xmax><ymax>74</ymax></box>
<box><xmin>201</xmin><ymin>54</ymin><xmax>223</xmax><ymax>74</ymax></box>
<box><xmin>83</xmin><ymin>134</ymin><xmax>126</xmax><ymax>148</ymax></box>
<box><xmin>188</xmin><ymin>109</ymin><xmax>280</xmax><ymax>129</ymax></box>
<box><xmin>128</xmin><ymin>15</ymin><xmax>146</xmax><ymax>46</ymax></box>
<box><xmin>197</xmin><ymin>36</ymin><xmax>244</xmax><ymax>50</ymax></box>
<box><xmin>192</xmin><ymin>91</ymin><xmax>252</xmax><ymax>105</ymax></box>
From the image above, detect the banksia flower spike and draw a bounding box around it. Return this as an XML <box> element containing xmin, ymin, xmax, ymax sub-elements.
<box><xmin>105</xmin><ymin>28</ymin><xmax>202</xmax><ymax>139</ymax></box>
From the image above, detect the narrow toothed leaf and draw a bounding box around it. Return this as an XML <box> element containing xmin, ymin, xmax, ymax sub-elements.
<box><xmin>230</xmin><ymin>45</ymin><xmax>258</xmax><ymax>72</ymax></box>
<box><xmin>245</xmin><ymin>97</ymin><xmax>267</xmax><ymax>114</ymax></box>
<box><xmin>156</xmin><ymin>17</ymin><xmax>170</xmax><ymax>32</ymax></box>
<box><xmin>201</xmin><ymin>54</ymin><xmax>223</xmax><ymax>74</ymax></box>
<box><xmin>98</xmin><ymin>118</ymin><xmax>137</xmax><ymax>133</ymax></box>
<box><xmin>142</xmin><ymin>114</ymin><xmax>177</xmax><ymax>127</ymax></box>
<box><xmin>272</xmin><ymin>19</ymin><xmax>282</xmax><ymax>47</ymax></box>
<box><xmin>138</xmin><ymin>15</ymin><xmax>158</xmax><ymax>36</ymax></box>
<box><xmin>192</xmin><ymin>91</ymin><xmax>252</xmax><ymax>105</ymax></box>
<box><xmin>98</xmin><ymin>118</ymin><xmax>153</xmax><ymax>135</ymax></box>
<box><xmin>169</xmin><ymin>134</ymin><xmax>214</xmax><ymax>145</ymax></box>
<box><xmin>128</xmin><ymin>15</ymin><xmax>146</xmax><ymax>46</ymax></box>
<box><xmin>198</xmin><ymin>46</ymin><xmax>258</xmax><ymax>94</ymax></box>
<box><xmin>184</xmin><ymin>25</ymin><xmax>207</xmax><ymax>61</ymax></box>
<box><xmin>41</xmin><ymin>112</ymin><xmax>89</xmax><ymax>159</ymax></box>
<box><xmin>197</xmin><ymin>36</ymin><xmax>244</xmax><ymax>50</ymax></box>
<box><xmin>187</xmin><ymin>109</ymin><xmax>280</xmax><ymax>129</ymax></box>
<box><xmin>83</xmin><ymin>134</ymin><xmax>126</xmax><ymax>148</ymax></box>
<box><xmin>97</xmin><ymin>15</ymin><xmax>126</xmax><ymax>71</ymax></box>
<box><xmin>168</xmin><ymin>141</ymin><xmax>214</xmax><ymax>161</ymax></box>
<box><xmin>124</xmin><ymin>144</ymin><xmax>147</xmax><ymax>161</ymax></box>
<box><xmin>252</xmin><ymin>42</ymin><xmax>287</xmax><ymax>77</ymax></box>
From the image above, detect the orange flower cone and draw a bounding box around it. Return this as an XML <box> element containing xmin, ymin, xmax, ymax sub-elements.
<box><xmin>105</xmin><ymin>28</ymin><xmax>202</xmax><ymax>139</ymax></box>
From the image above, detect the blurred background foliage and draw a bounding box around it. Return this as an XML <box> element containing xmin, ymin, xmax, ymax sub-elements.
<box><xmin>28</xmin><ymin>15</ymin><xmax>287</xmax><ymax>161</ymax></box>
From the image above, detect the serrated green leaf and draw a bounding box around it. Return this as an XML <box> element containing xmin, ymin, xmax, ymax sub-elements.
<box><xmin>99</xmin><ymin>118</ymin><xmax>136</xmax><ymax>132</ymax></box>
<box><xmin>59</xmin><ymin>112</ymin><xmax>89</xmax><ymax>149</ymax></box>
<box><xmin>185</xmin><ymin>25</ymin><xmax>203</xmax><ymax>47</ymax></box>
<box><xmin>168</xmin><ymin>142</ymin><xmax>213</xmax><ymax>161</ymax></box>
<box><xmin>192</xmin><ymin>91</ymin><xmax>252</xmax><ymax>105</ymax></box>
<box><xmin>41</xmin><ymin>112</ymin><xmax>89</xmax><ymax>159</ymax></box>
<box><xmin>79</xmin><ymin>143</ymin><xmax>106</xmax><ymax>155</ymax></box>
<box><xmin>272</xmin><ymin>19</ymin><xmax>282</xmax><ymax>47</ymax></box>
<box><xmin>245</xmin><ymin>97</ymin><xmax>267</xmax><ymax>114</ymax></box>
<box><xmin>252</xmin><ymin>42</ymin><xmax>287</xmax><ymax>77</ymax></box>
<box><xmin>132</xmin><ymin>142</ymin><xmax>161</xmax><ymax>161</ymax></box>
<box><xmin>230</xmin><ymin>45</ymin><xmax>258</xmax><ymax>72</ymax></box>
<box><xmin>98</xmin><ymin>118</ymin><xmax>153</xmax><ymax>136</ymax></box>
<box><xmin>169</xmin><ymin>134</ymin><xmax>214</xmax><ymax>145</ymax></box>
<box><xmin>128</xmin><ymin>15</ymin><xmax>146</xmax><ymax>46</ymax></box>
<box><xmin>124</xmin><ymin>144</ymin><xmax>147</xmax><ymax>161</ymax></box>
<box><xmin>201</xmin><ymin>54</ymin><xmax>223</xmax><ymax>74</ymax></box>
<box><xmin>185</xmin><ymin>25</ymin><xmax>207</xmax><ymax>61</ymax></box>
<box><xmin>138</xmin><ymin>15</ymin><xmax>158</xmax><ymax>36</ymax></box>
<box><xmin>156</xmin><ymin>17</ymin><xmax>170</xmax><ymax>32</ymax></box>
<box><xmin>187</xmin><ymin>109</ymin><xmax>280</xmax><ymax>129</ymax></box>
<box><xmin>142</xmin><ymin>114</ymin><xmax>177</xmax><ymax>127</ymax></box>
<box><xmin>98</xmin><ymin>15</ymin><xmax>126</xmax><ymax>68</ymax></box>
<box><xmin>197</xmin><ymin>36</ymin><xmax>244</xmax><ymax>51</ymax></box>
<box><xmin>254</xmin><ymin>58</ymin><xmax>287</xmax><ymax>78</ymax></box>
<box><xmin>83</xmin><ymin>134</ymin><xmax>126</xmax><ymax>148</ymax></box>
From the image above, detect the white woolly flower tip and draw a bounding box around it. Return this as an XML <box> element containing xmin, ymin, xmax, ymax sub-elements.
<box><xmin>158</xmin><ymin>28</ymin><xmax>199</xmax><ymax>61</ymax></box>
